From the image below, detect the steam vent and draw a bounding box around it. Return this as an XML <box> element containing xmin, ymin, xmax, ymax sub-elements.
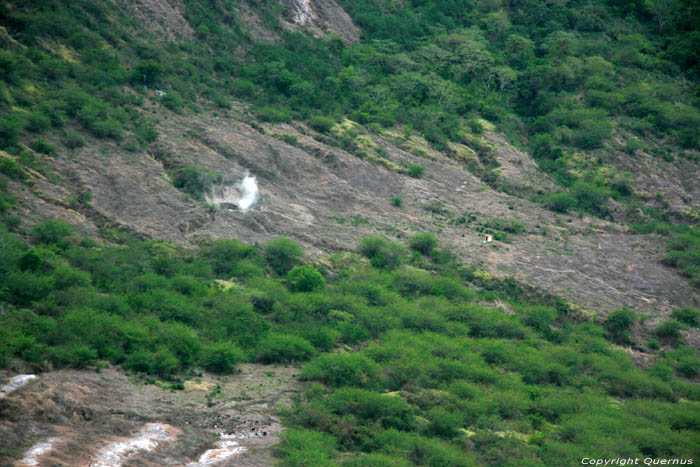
<box><xmin>0</xmin><ymin>0</ymin><xmax>699</xmax><ymax>466</ymax></box>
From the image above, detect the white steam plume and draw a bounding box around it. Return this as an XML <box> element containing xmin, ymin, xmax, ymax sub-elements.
<box><xmin>236</xmin><ymin>173</ymin><xmax>259</xmax><ymax>210</ymax></box>
<box><xmin>205</xmin><ymin>171</ymin><xmax>259</xmax><ymax>211</ymax></box>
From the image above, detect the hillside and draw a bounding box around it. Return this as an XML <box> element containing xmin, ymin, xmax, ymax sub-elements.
<box><xmin>1</xmin><ymin>0</ymin><xmax>700</xmax><ymax>465</ymax></box>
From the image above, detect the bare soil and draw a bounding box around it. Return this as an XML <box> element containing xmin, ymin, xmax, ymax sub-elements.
<box><xmin>0</xmin><ymin>364</ymin><xmax>299</xmax><ymax>466</ymax></box>
<box><xmin>14</xmin><ymin>99</ymin><xmax>698</xmax><ymax>322</ymax></box>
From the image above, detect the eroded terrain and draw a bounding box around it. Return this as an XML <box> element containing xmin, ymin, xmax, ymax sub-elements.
<box><xmin>0</xmin><ymin>365</ymin><xmax>298</xmax><ymax>466</ymax></box>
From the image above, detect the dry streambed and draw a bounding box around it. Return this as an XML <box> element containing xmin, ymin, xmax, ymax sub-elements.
<box><xmin>0</xmin><ymin>365</ymin><xmax>298</xmax><ymax>466</ymax></box>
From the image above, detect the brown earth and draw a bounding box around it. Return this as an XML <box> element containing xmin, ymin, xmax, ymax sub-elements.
<box><xmin>126</xmin><ymin>0</ymin><xmax>194</xmax><ymax>42</ymax></box>
<box><xmin>13</xmin><ymin>98</ymin><xmax>698</xmax><ymax>322</ymax></box>
<box><xmin>0</xmin><ymin>364</ymin><xmax>298</xmax><ymax>466</ymax></box>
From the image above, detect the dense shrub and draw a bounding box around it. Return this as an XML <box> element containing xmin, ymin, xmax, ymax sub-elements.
<box><xmin>30</xmin><ymin>219</ymin><xmax>75</xmax><ymax>246</ymax></box>
<box><xmin>358</xmin><ymin>237</ymin><xmax>408</xmax><ymax>270</ymax></box>
<box><xmin>172</xmin><ymin>165</ymin><xmax>217</xmax><ymax>200</ymax></box>
<box><xmin>604</xmin><ymin>308</ymin><xmax>636</xmax><ymax>343</ymax></box>
<box><xmin>324</xmin><ymin>388</ymin><xmax>414</xmax><ymax>429</ymax></box>
<box><xmin>275</xmin><ymin>429</ymin><xmax>337</xmax><ymax>467</ymax></box>
<box><xmin>425</xmin><ymin>407</ymin><xmax>464</xmax><ymax>438</ymax></box>
<box><xmin>199</xmin><ymin>239</ymin><xmax>254</xmax><ymax>277</ymax></box>
<box><xmin>0</xmin><ymin>157</ymin><xmax>23</xmax><ymax>179</ymax></box>
<box><xmin>256</xmin><ymin>106</ymin><xmax>290</xmax><ymax>123</ymax></box>
<box><xmin>670</xmin><ymin>308</ymin><xmax>700</xmax><ymax>327</ymax></box>
<box><xmin>407</xmin><ymin>165</ymin><xmax>425</xmax><ymax>178</ymax></box>
<box><xmin>307</xmin><ymin>116</ymin><xmax>335</xmax><ymax>133</ymax></box>
<box><xmin>200</xmin><ymin>341</ymin><xmax>244</xmax><ymax>373</ymax></box>
<box><xmin>301</xmin><ymin>353</ymin><xmax>379</xmax><ymax>387</ymax></box>
<box><xmin>287</xmin><ymin>264</ymin><xmax>325</xmax><ymax>292</ymax></box>
<box><xmin>256</xmin><ymin>333</ymin><xmax>315</xmax><ymax>363</ymax></box>
<box><xmin>572</xmin><ymin>181</ymin><xmax>610</xmax><ymax>215</ymax></box>
<box><xmin>654</xmin><ymin>319</ymin><xmax>686</xmax><ymax>341</ymax></box>
<box><xmin>408</xmin><ymin>233</ymin><xmax>439</xmax><ymax>255</ymax></box>
<box><xmin>543</xmin><ymin>192</ymin><xmax>576</xmax><ymax>213</ymax></box>
<box><xmin>2</xmin><ymin>271</ymin><xmax>55</xmax><ymax>306</ymax></box>
<box><xmin>264</xmin><ymin>237</ymin><xmax>304</xmax><ymax>275</ymax></box>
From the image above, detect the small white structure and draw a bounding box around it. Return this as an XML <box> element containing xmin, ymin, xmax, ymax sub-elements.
<box><xmin>155</xmin><ymin>90</ymin><xmax>166</xmax><ymax>97</ymax></box>
<box><xmin>483</xmin><ymin>234</ymin><xmax>493</xmax><ymax>243</ymax></box>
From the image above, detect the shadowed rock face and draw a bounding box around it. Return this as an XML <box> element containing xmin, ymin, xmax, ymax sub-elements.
<box><xmin>16</xmin><ymin>99</ymin><xmax>698</xmax><ymax>319</ymax></box>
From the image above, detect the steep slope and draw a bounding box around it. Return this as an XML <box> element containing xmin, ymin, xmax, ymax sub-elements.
<box><xmin>11</xmin><ymin>101</ymin><xmax>698</xmax><ymax>318</ymax></box>
<box><xmin>1</xmin><ymin>1</ymin><xmax>700</xmax><ymax>465</ymax></box>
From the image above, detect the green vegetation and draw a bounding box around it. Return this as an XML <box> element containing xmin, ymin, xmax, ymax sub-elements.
<box><xmin>0</xmin><ymin>216</ymin><xmax>699</xmax><ymax>464</ymax></box>
<box><xmin>0</xmin><ymin>0</ymin><xmax>697</xmax><ymax>287</ymax></box>
<box><xmin>172</xmin><ymin>165</ymin><xmax>222</xmax><ymax>200</ymax></box>
<box><xmin>408</xmin><ymin>233</ymin><xmax>439</xmax><ymax>255</ymax></box>
<box><xmin>407</xmin><ymin>165</ymin><xmax>425</xmax><ymax>179</ymax></box>
<box><xmin>633</xmin><ymin>222</ymin><xmax>700</xmax><ymax>289</ymax></box>
<box><xmin>604</xmin><ymin>307</ymin><xmax>637</xmax><ymax>344</ymax></box>
<box><xmin>0</xmin><ymin>1</ymin><xmax>699</xmax><ymax>464</ymax></box>
<box><xmin>671</xmin><ymin>307</ymin><xmax>700</xmax><ymax>328</ymax></box>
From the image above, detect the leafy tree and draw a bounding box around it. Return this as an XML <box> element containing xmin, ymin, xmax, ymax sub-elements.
<box><xmin>256</xmin><ymin>333</ymin><xmax>315</xmax><ymax>363</ymax></box>
<box><xmin>287</xmin><ymin>264</ymin><xmax>326</xmax><ymax>292</ymax></box>
<box><xmin>670</xmin><ymin>307</ymin><xmax>700</xmax><ymax>327</ymax></box>
<box><xmin>409</xmin><ymin>233</ymin><xmax>439</xmax><ymax>255</ymax></box>
<box><xmin>604</xmin><ymin>308</ymin><xmax>636</xmax><ymax>343</ymax></box>
<box><xmin>201</xmin><ymin>342</ymin><xmax>244</xmax><ymax>373</ymax></box>
<box><xmin>30</xmin><ymin>220</ymin><xmax>75</xmax><ymax>246</ymax></box>
<box><xmin>264</xmin><ymin>237</ymin><xmax>304</xmax><ymax>275</ymax></box>
<box><xmin>358</xmin><ymin>236</ymin><xmax>408</xmax><ymax>269</ymax></box>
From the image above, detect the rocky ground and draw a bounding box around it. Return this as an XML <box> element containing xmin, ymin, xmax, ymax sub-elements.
<box><xmin>0</xmin><ymin>364</ymin><xmax>298</xmax><ymax>466</ymax></box>
<box><xmin>11</xmin><ymin>100</ymin><xmax>699</xmax><ymax>322</ymax></box>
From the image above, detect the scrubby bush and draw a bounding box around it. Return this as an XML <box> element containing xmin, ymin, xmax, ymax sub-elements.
<box><xmin>125</xmin><ymin>350</ymin><xmax>156</xmax><ymax>374</ymax></box>
<box><xmin>30</xmin><ymin>219</ymin><xmax>75</xmax><ymax>246</ymax></box>
<box><xmin>391</xmin><ymin>196</ymin><xmax>403</xmax><ymax>207</ymax></box>
<box><xmin>407</xmin><ymin>164</ymin><xmax>425</xmax><ymax>178</ymax></box>
<box><xmin>604</xmin><ymin>308</ymin><xmax>636</xmax><ymax>343</ymax></box>
<box><xmin>200</xmin><ymin>341</ymin><xmax>244</xmax><ymax>374</ymax></box>
<box><xmin>172</xmin><ymin>165</ymin><xmax>217</xmax><ymax>200</ymax></box>
<box><xmin>654</xmin><ymin>319</ymin><xmax>686</xmax><ymax>341</ymax></box>
<box><xmin>256</xmin><ymin>105</ymin><xmax>290</xmax><ymax>123</ymax></box>
<box><xmin>670</xmin><ymin>307</ymin><xmax>700</xmax><ymax>327</ymax></box>
<box><xmin>394</xmin><ymin>266</ymin><xmax>435</xmax><ymax>297</ymax></box>
<box><xmin>32</xmin><ymin>139</ymin><xmax>57</xmax><ymax>155</ymax></box>
<box><xmin>426</xmin><ymin>407</ymin><xmax>464</xmax><ymax>438</ymax></box>
<box><xmin>264</xmin><ymin>237</ymin><xmax>304</xmax><ymax>275</ymax></box>
<box><xmin>0</xmin><ymin>157</ymin><xmax>23</xmax><ymax>179</ymax></box>
<box><xmin>572</xmin><ymin>181</ymin><xmax>610</xmax><ymax>215</ymax></box>
<box><xmin>2</xmin><ymin>271</ymin><xmax>54</xmax><ymax>306</ymax></box>
<box><xmin>256</xmin><ymin>334</ymin><xmax>315</xmax><ymax>363</ymax></box>
<box><xmin>543</xmin><ymin>192</ymin><xmax>576</xmax><ymax>213</ymax></box>
<box><xmin>287</xmin><ymin>264</ymin><xmax>325</xmax><ymax>292</ymax></box>
<box><xmin>161</xmin><ymin>91</ymin><xmax>184</xmax><ymax>112</ymax></box>
<box><xmin>301</xmin><ymin>353</ymin><xmax>379</xmax><ymax>387</ymax></box>
<box><xmin>275</xmin><ymin>429</ymin><xmax>337</xmax><ymax>467</ymax></box>
<box><xmin>358</xmin><ymin>237</ymin><xmax>408</xmax><ymax>270</ymax></box>
<box><xmin>408</xmin><ymin>233</ymin><xmax>439</xmax><ymax>255</ymax></box>
<box><xmin>0</xmin><ymin>114</ymin><xmax>24</xmax><ymax>148</ymax></box>
<box><xmin>199</xmin><ymin>239</ymin><xmax>254</xmax><ymax>277</ymax></box>
<box><xmin>324</xmin><ymin>388</ymin><xmax>414</xmax><ymax>429</ymax></box>
<box><xmin>307</xmin><ymin>116</ymin><xmax>335</xmax><ymax>133</ymax></box>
